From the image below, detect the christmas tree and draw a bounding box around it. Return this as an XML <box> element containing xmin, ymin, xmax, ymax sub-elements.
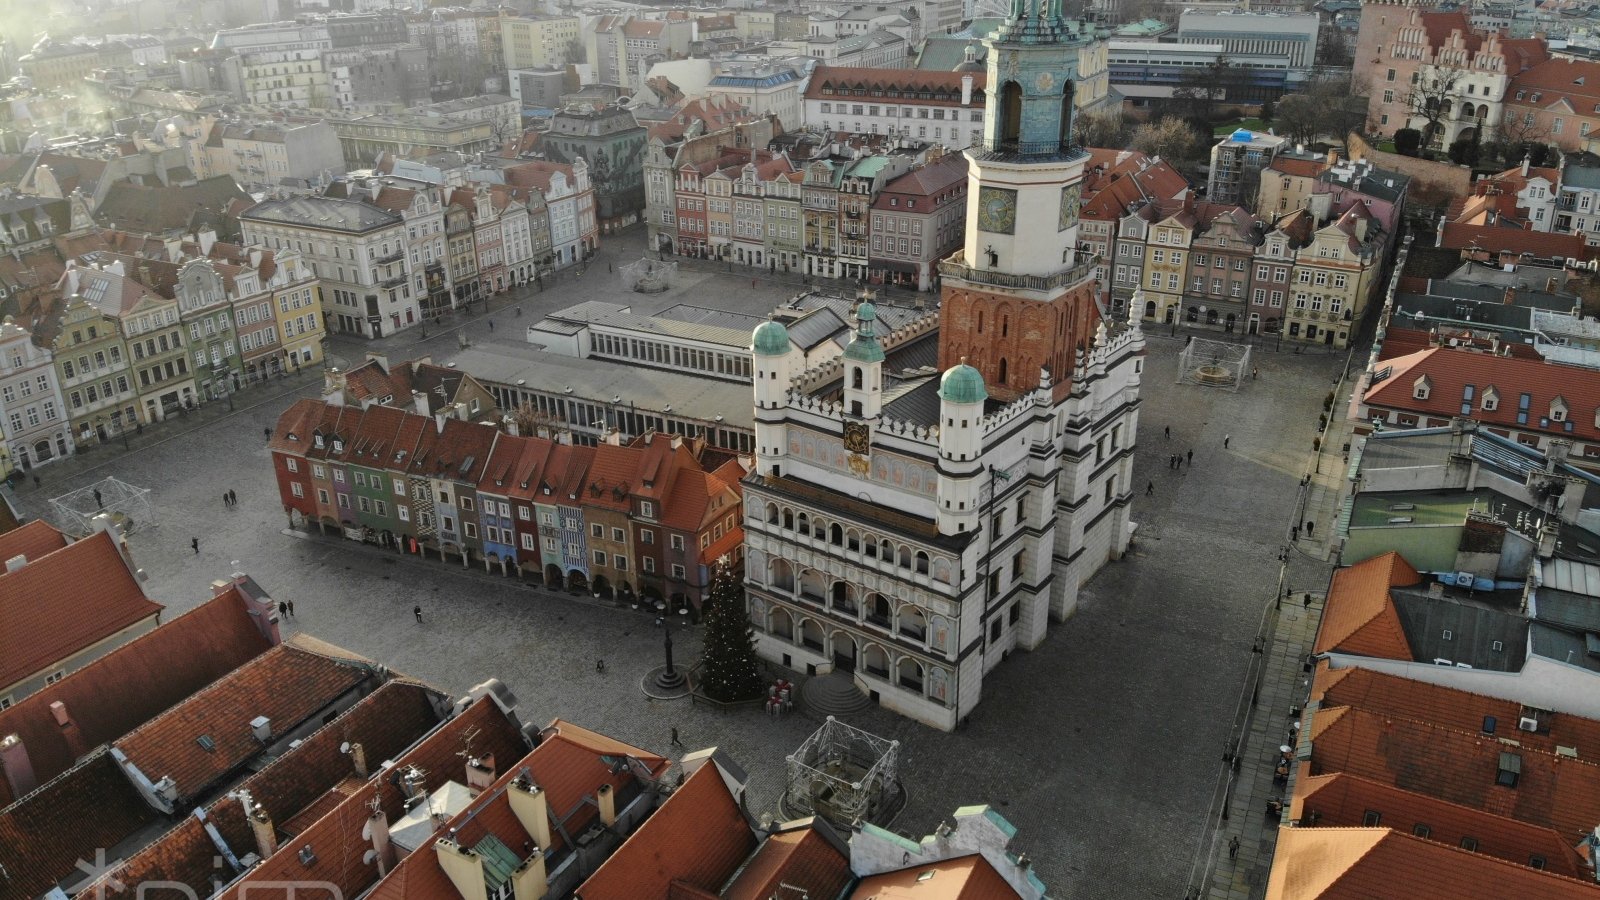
<box><xmin>696</xmin><ymin>556</ymin><xmax>764</xmax><ymax>702</ymax></box>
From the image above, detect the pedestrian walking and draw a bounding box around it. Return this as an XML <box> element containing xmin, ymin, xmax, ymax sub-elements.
<box><xmin>1252</xmin><ymin>366</ymin><xmax>1259</xmax><ymax>380</ymax></box>
<box><xmin>286</xmin><ymin>600</ymin><xmax>295</xmax><ymax>617</ymax></box>
<box><xmin>1146</xmin><ymin>480</ymin><xmax>1154</xmax><ymax>496</ymax></box>
<box><xmin>191</xmin><ymin>537</ymin><xmax>199</xmax><ymax>554</ymax></box>
<box><xmin>414</xmin><ymin>605</ymin><xmax>423</xmax><ymax>623</ymax></box>
<box><xmin>93</xmin><ymin>488</ymin><xmax>103</xmax><ymax>509</ymax></box>
<box><xmin>488</xmin><ymin>319</ymin><xmax>494</xmax><ymax>332</ymax></box>
<box><xmin>515</xmin><ymin>305</ymin><xmax>522</xmax><ymax>317</ymax></box>
<box><xmin>264</xmin><ymin>427</ymin><xmax>273</xmax><ymax>440</ymax></box>
<box><xmin>1224</xmin><ymin>434</ymin><xmax>1231</xmax><ymax>449</ymax></box>
<box><xmin>1187</xmin><ymin>449</ymin><xmax>1193</xmax><ymax>465</ymax></box>
<box><xmin>1303</xmin><ymin>593</ymin><xmax>1311</xmax><ymax>608</ymax></box>
<box><xmin>1164</xmin><ymin>425</ymin><xmax>1170</xmax><ymax>439</ymax></box>
<box><xmin>1228</xmin><ymin>836</ymin><xmax>1240</xmax><ymax>860</ymax></box>
<box><xmin>670</xmin><ymin>726</ymin><xmax>682</xmax><ymax>747</ymax></box>
<box><xmin>1305</xmin><ymin>521</ymin><xmax>1315</xmax><ymax>537</ymax></box>
<box><xmin>596</xmin><ymin>659</ymin><xmax>605</xmax><ymax>673</ymax></box>
<box><xmin>229</xmin><ymin>489</ymin><xmax>237</xmax><ymax>506</ymax></box>
<box><xmin>223</xmin><ymin>492</ymin><xmax>230</xmax><ymax>508</ymax></box>
<box><xmin>31</xmin><ymin>475</ymin><xmax>39</xmax><ymax>488</ymax></box>
<box><xmin>1291</xmin><ymin>525</ymin><xmax>1300</xmax><ymax>541</ymax></box>
<box><xmin>607</xmin><ymin>262</ymin><xmax>613</xmax><ymax>273</ymax></box>
<box><xmin>278</xmin><ymin>601</ymin><xmax>288</xmax><ymax>617</ymax></box>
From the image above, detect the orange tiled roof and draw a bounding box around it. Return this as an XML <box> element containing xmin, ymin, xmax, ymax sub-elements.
<box><xmin>0</xmin><ymin>585</ymin><xmax>271</xmax><ymax>808</ymax></box>
<box><xmin>112</xmin><ymin>642</ymin><xmax>371</xmax><ymax>804</ymax></box>
<box><xmin>1307</xmin><ymin>705</ymin><xmax>1600</xmax><ymax>840</ymax></box>
<box><xmin>0</xmin><ymin>519</ymin><xmax>69</xmax><ymax>563</ymax></box>
<box><xmin>723</xmin><ymin>824</ymin><xmax>851</xmax><ymax>900</ymax></box>
<box><xmin>0</xmin><ymin>751</ymin><xmax>158</xmax><ymax>900</ymax></box>
<box><xmin>1363</xmin><ymin>347</ymin><xmax>1600</xmax><ymax>444</ymax></box>
<box><xmin>1270</xmin><ymin>157</ymin><xmax>1331</xmax><ymax>180</ymax></box>
<box><xmin>1265</xmin><ymin>826</ymin><xmax>1600</xmax><ymax>899</ymax></box>
<box><xmin>805</xmin><ymin>66</ymin><xmax>986</xmax><ymax>103</ymax></box>
<box><xmin>578</xmin><ymin>760</ymin><xmax>756</xmax><ymax>898</ymax></box>
<box><xmin>1312</xmin><ymin>552</ymin><xmax>1419</xmax><ymax>658</ymax></box>
<box><xmin>0</xmin><ymin>528</ymin><xmax>162</xmax><ymax>691</ymax></box>
<box><xmin>1290</xmin><ymin>773</ymin><xmax>1589</xmax><ymax>877</ymax></box>
<box><xmin>1311</xmin><ymin>663</ymin><xmax>1600</xmax><ymax>764</ymax></box>
<box><xmin>1438</xmin><ymin>223</ymin><xmax>1586</xmax><ymax>259</ymax></box>
<box><xmin>850</xmin><ymin>852</ymin><xmax>1019</xmax><ymax>898</ymax></box>
<box><xmin>220</xmin><ymin>695</ymin><xmax>533</xmax><ymax>900</ymax></box>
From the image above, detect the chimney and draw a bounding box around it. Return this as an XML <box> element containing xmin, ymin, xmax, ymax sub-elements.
<box><xmin>960</xmin><ymin>73</ymin><xmax>973</xmax><ymax>106</ymax></box>
<box><xmin>508</xmin><ymin>776</ymin><xmax>553</xmax><ymax>848</ymax></box>
<box><xmin>245</xmin><ymin>790</ymin><xmax>279</xmax><ymax>858</ymax></box>
<box><xmin>597</xmin><ymin>783</ymin><xmax>616</xmax><ymax>827</ymax></box>
<box><xmin>199</xmin><ymin>229</ymin><xmax>217</xmax><ymax>255</ymax></box>
<box><xmin>367</xmin><ymin>806</ymin><xmax>394</xmax><ymax>876</ymax></box>
<box><xmin>465</xmin><ymin>753</ymin><xmax>497</xmax><ymax>792</ymax></box>
<box><xmin>5</xmin><ymin>555</ymin><xmax>25</xmax><ymax>572</ymax></box>
<box><xmin>0</xmin><ymin>734</ymin><xmax>38</xmax><ymax>798</ymax></box>
<box><xmin>163</xmin><ymin>237</ymin><xmax>182</xmax><ymax>260</ymax></box>
<box><xmin>434</xmin><ymin>838</ymin><xmax>488</xmax><ymax>900</ymax></box>
<box><xmin>413</xmin><ymin>390</ymin><xmax>429</xmax><ymax>416</ymax></box>
<box><xmin>502</xmin><ymin>415</ymin><xmax>520</xmax><ymax>437</ymax></box>
<box><xmin>349</xmin><ymin>741</ymin><xmax>368</xmax><ymax>777</ymax></box>
<box><xmin>1522</xmin><ymin>155</ymin><xmax>1531</xmax><ymax>177</ymax></box>
<box><xmin>510</xmin><ymin>849</ymin><xmax>548</xmax><ymax>900</ymax></box>
<box><xmin>1327</xmin><ymin>149</ymin><xmax>1340</xmax><ymax>167</ymax></box>
<box><xmin>435</xmin><ymin>410</ymin><xmax>449</xmax><ymax>433</ymax></box>
<box><xmin>250</xmin><ymin>248</ymin><xmax>262</xmax><ymax>269</ymax></box>
<box><xmin>251</xmin><ymin>715</ymin><xmax>272</xmax><ymax>742</ymax></box>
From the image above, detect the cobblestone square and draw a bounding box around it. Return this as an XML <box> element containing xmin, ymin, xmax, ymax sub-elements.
<box><xmin>11</xmin><ymin>238</ymin><xmax>1347</xmax><ymax>899</ymax></box>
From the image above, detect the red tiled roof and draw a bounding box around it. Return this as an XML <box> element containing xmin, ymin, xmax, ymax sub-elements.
<box><xmin>1420</xmin><ymin>11</ymin><xmax>1476</xmax><ymax>53</ymax></box>
<box><xmin>805</xmin><ymin>66</ymin><xmax>986</xmax><ymax>103</ymax></box>
<box><xmin>723</xmin><ymin>824</ymin><xmax>851</xmax><ymax>900</ymax></box>
<box><xmin>0</xmin><ymin>519</ymin><xmax>68</xmax><ymax>564</ymax></box>
<box><xmin>1312</xmin><ymin>552</ymin><xmax>1419</xmax><ymax>658</ymax></box>
<box><xmin>0</xmin><ymin>751</ymin><xmax>159</xmax><ymax>900</ymax></box>
<box><xmin>1270</xmin><ymin>157</ymin><xmax>1331</xmax><ymax>180</ymax></box>
<box><xmin>364</xmin><ymin>718</ymin><xmax>666</xmax><ymax>900</ymax></box>
<box><xmin>0</xmin><ymin>528</ymin><xmax>163</xmax><ymax>691</ymax></box>
<box><xmin>578</xmin><ymin>760</ymin><xmax>756</xmax><ymax>898</ymax></box>
<box><xmin>223</xmin><ymin>696</ymin><xmax>532</xmax><ymax>900</ymax></box>
<box><xmin>1438</xmin><ymin>223</ymin><xmax>1586</xmax><ymax>260</ymax></box>
<box><xmin>1311</xmin><ymin>664</ymin><xmax>1600</xmax><ymax>765</ymax></box>
<box><xmin>1290</xmin><ymin>773</ymin><xmax>1589</xmax><ymax>877</ymax></box>
<box><xmin>1308</xmin><ymin>705</ymin><xmax>1600</xmax><ymax>840</ymax></box>
<box><xmin>850</xmin><ymin>853</ymin><xmax>1019</xmax><ymax>898</ymax></box>
<box><xmin>112</xmin><ymin>642</ymin><xmax>371</xmax><ymax>804</ymax></box>
<box><xmin>0</xmin><ymin>585</ymin><xmax>271</xmax><ymax>807</ymax></box>
<box><xmin>1363</xmin><ymin>347</ymin><xmax>1600</xmax><ymax>444</ymax></box>
<box><xmin>81</xmin><ymin>681</ymin><xmax>444</xmax><ymax>900</ymax></box>
<box><xmin>1508</xmin><ymin>57</ymin><xmax>1600</xmax><ymax>114</ymax></box>
<box><xmin>1266</xmin><ymin>826</ymin><xmax>1600</xmax><ymax>899</ymax></box>
<box><xmin>873</xmin><ymin>153</ymin><xmax>968</xmax><ymax>209</ymax></box>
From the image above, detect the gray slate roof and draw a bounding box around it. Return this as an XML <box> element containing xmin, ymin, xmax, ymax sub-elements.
<box><xmin>239</xmin><ymin>196</ymin><xmax>403</xmax><ymax>233</ymax></box>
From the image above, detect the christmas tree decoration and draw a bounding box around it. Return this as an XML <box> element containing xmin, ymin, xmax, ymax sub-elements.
<box><xmin>696</xmin><ymin>556</ymin><xmax>764</xmax><ymax>703</ymax></box>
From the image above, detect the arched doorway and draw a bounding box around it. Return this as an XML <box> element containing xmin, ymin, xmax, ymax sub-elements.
<box><xmin>863</xmin><ymin>643</ymin><xmax>890</xmax><ymax>678</ymax></box>
<box><xmin>545</xmin><ymin>564</ymin><xmax>562</xmax><ymax>587</ymax></box>
<box><xmin>1000</xmin><ymin>82</ymin><xmax>1022</xmax><ymax>149</ymax></box>
<box><xmin>1145</xmin><ymin>299</ymin><xmax>1157</xmax><ymax>319</ymax></box>
<box><xmin>567</xmin><ymin>570</ymin><xmax>588</xmax><ymax>593</ymax></box>
<box><xmin>771</xmin><ymin>607</ymin><xmax>795</xmax><ymax>639</ymax></box>
<box><xmin>833</xmin><ymin>632</ymin><xmax>857</xmax><ymax>672</ymax></box>
<box><xmin>800</xmin><ymin>618</ymin><xmax>825</xmax><ymax>651</ymax></box>
<box><xmin>593</xmin><ymin>574</ymin><xmax>613</xmax><ymax>599</ymax></box>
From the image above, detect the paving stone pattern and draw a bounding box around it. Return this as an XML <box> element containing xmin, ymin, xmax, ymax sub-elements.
<box><xmin>8</xmin><ymin>235</ymin><xmax>1348</xmax><ymax>899</ymax></box>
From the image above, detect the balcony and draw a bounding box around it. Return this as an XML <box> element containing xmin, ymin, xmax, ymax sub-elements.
<box><xmin>938</xmin><ymin>250</ymin><xmax>1100</xmax><ymax>292</ymax></box>
<box><xmin>374</xmin><ymin>250</ymin><xmax>403</xmax><ymax>264</ymax></box>
<box><xmin>968</xmin><ymin>138</ymin><xmax>1088</xmax><ymax>163</ymax></box>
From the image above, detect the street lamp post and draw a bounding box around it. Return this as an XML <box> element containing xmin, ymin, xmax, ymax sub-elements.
<box><xmin>641</xmin><ymin>597</ymin><xmax>691</xmax><ymax>689</ymax></box>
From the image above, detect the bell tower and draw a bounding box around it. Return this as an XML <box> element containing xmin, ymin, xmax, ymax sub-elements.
<box><xmin>938</xmin><ymin>4</ymin><xmax>1101</xmax><ymax>402</ymax></box>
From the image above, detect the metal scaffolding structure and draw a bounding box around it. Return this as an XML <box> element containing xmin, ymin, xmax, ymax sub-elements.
<box><xmin>48</xmin><ymin>477</ymin><xmax>154</xmax><ymax>537</ymax></box>
<box><xmin>1177</xmin><ymin>337</ymin><xmax>1252</xmax><ymax>393</ymax></box>
<box><xmin>783</xmin><ymin>716</ymin><xmax>901</xmax><ymax>829</ymax></box>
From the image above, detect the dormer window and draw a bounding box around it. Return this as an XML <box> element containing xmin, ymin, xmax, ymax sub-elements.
<box><xmin>332</xmin><ymin>440</ymin><xmax>343</xmax><ymax>452</ymax></box>
<box><xmin>313</xmin><ymin>433</ymin><xmax>325</xmax><ymax>449</ymax></box>
<box><xmin>1482</xmin><ymin>387</ymin><xmax>1499</xmax><ymax>412</ymax></box>
<box><xmin>1550</xmin><ymin>396</ymin><xmax>1568</xmax><ymax>422</ymax></box>
<box><xmin>1413</xmin><ymin>375</ymin><xmax>1431</xmax><ymax>401</ymax></box>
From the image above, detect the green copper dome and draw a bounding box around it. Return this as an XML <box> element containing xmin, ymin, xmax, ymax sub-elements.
<box><xmin>939</xmin><ymin>361</ymin><xmax>988</xmax><ymax>405</ymax></box>
<box><xmin>842</xmin><ymin>301</ymin><xmax>885</xmax><ymax>363</ymax></box>
<box><xmin>752</xmin><ymin>319</ymin><xmax>791</xmax><ymax>356</ymax></box>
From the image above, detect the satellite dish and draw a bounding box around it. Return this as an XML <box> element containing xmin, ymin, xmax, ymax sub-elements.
<box><xmin>362</xmin><ymin>849</ymin><xmax>377</xmax><ymax>865</ymax></box>
<box><xmin>340</xmin><ymin>742</ymin><xmax>352</xmax><ymax>754</ymax></box>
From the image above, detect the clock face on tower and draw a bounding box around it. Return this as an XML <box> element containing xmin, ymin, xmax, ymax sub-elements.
<box><xmin>1059</xmin><ymin>183</ymin><xmax>1081</xmax><ymax>231</ymax></box>
<box><xmin>977</xmin><ymin>186</ymin><xmax>1017</xmax><ymax>235</ymax></box>
<box><xmin>842</xmin><ymin>420</ymin><xmax>871</xmax><ymax>455</ymax></box>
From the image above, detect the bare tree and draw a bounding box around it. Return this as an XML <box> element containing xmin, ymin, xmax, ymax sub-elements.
<box><xmin>1404</xmin><ymin>68</ymin><xmax>1463</xmax><ymax>150</ymax></box>
<box><xmin>1130</xmin><ymin>116</ymin><xmax>1203</xmax><ymax>168</ymax></box>
<box><xmin>1075</xmin><ymin>108</ymin><xmax>1129</xmax><ymax>150</ymax></box>
<box><xmin>1274</xmin><ymin>94</ymin><xmax>1321</xmax><ymax>145</ymax></box>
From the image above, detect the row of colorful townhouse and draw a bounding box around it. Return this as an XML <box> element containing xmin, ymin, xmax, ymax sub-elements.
<box><xmin>268</xmin><ymin>397</ymin><xmax>746</xmax><ymax>608</ymax></box>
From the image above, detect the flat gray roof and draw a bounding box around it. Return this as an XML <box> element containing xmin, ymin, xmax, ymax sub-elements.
<box><xmin>444</xmin><ymin>345</ymin><xmax>753</xmax><ymax>430</ymax></box>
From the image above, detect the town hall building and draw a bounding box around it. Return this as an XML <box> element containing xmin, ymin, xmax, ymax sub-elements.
<box><xmin>741</xmin><ymin>2</ymin><xmax>1146</xmax><ymax>731</ymax></box>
